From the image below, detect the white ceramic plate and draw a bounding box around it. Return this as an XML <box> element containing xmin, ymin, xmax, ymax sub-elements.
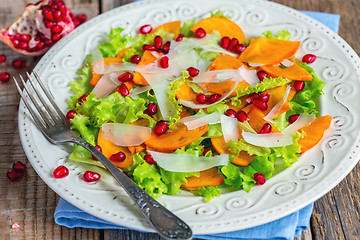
<box><xmin>18</xmin><ymin>0</ymin><xmax>360</xmax><ymax>234</ymax></box>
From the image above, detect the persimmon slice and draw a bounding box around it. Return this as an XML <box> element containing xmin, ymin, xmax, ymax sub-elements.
<box><xmin>133</xmin><ymin>50</ymin><xmax>160</xmax><ymax>86</ymax></box>
<box><xmin>259</xmin><ymin>60</ymin><xmax>313</xmax><ymax>81</ymax></box>
<box><xmin>90</xmin><ymin>57</ymin><xmax>123</xmax><ymax>86</ymax></box>
<box><xmin>152</xmin><ymin>20</ymin><xmax>181</xmax><ymax>39</ymax></box>
<box><xmin>181</xmin><ymin>167</ymin><xmax>224</xmax><ymax>190</ymax></box>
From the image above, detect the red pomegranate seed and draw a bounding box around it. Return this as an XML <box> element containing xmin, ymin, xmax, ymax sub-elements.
<box><xmin>227</xmin><ymin>38</ymin><xmax>239</xmax><ymax>51</ymax></box>
<box><xmin>83</xmin><ymin>171</ymin><xmax>101</xmax><ymax>182</ymax></box>
<box><xmin>52</xmin><ymin>33</ymin><xmax>62</xmax><ymax>42</ymax></box>
<box><xmin>0</xmin><ymin>72</ymin><xmax>10</xmax><ymax>83</ymax></box>
<box><xmin>51</xmin><ymin>25</ymin><xmax>63</xmax><ymax>34</ymax></box>
<box><xmin>36</xmin><ymin>41</ymin><xmax>45</xmax><ymax>50</ymax></box>
<box><xmin>43</xmin><ymin>10</ymin><xmax>55</xmax><ymax>21</ymax></box>
<box><xmin>144</xmin><ymin>102</ymin><xmax>158</xmax><ymax>116</ymax></box>
<box><xmin>203</xmin><ymin>148</ymin><xmax>213</xmax><ymax>156</ymax></box>
<box><xmin>110</xmin><ymin>151</ymin><xmax>126</xmax><ymax>162</ymax></box>
<box><xmin>53</xmin><ymin>10</ymin><xmax>64</xmax><ymax>22</ymax></box>
<box><xmin>144</xmin><ymin>153</ymin><xmax>156</xmax><ymax>164</ymax></box>
<box><xmin>143</xmin><ymin>44</ymin><xmax>156</xmax><ymax>51</ymax></box>
<box><xmin>117</xmin><ymin>72</ymin><xmax>133</xmax><ymax>82</ymax></box>
<box><xmin>92</xmin><ymin>145</ymin><xmax>102</xmax><ymax>161</ymax></box>
<box><xmin>65</xmin><ymin>110</ymin><xmax>76</xmax><ymax>121</ymax></box>
<box><xmin>253</xmin><ymin>172</ymin><xmax>266</xmax><ymax>185</ymax></box>
<box><xmin>219</xmin><ymin>36</ymin><xmax>230</xmax><ymax>49</ymax></box>
<box><xmin>139</xmin><ymin>24</ymin><xmax>152</xmax><ymax>34</ymax></box>
<box><xmin>130</xmin><ymin>54</ymin><xmax>141</xmax><ymax>64</ymax></box>
<box><xmin>302</xmin><ymin>54</ymin><xmax>316</xmax><ymax>64</ymax></box>
<box><xmin>159</xmin><ymin>56</ymin><xmax>169</xmax><ymax>68</ymax></box>
<box><xmin>75</xmin><ymin>14</ymin><xmax>87</xmax><ymax>25</ymax></box>
<box><xmin>195</xmin><ymin>28</ymin><xmax>206</xmax><ymax>38</ymax></box>
<box><xmin>253</xmin><ymin>100</ymin><xmax>268</xmax><ymax>110</ymax></box>
<box><xmin>117</xmin><ymin>83</ymin><xmax>130</xmax><ymax>97</ymax></box>
<box><xmin>288</xmin><ymin>114</ymin><xmax>300</xmax><ymax>124</ymax></box>
<box><xmin>175</xmin><ymin>34</ymin><xmax>184</xmax><ymax>42</ymax></box>
<box><xmin>149</xmin><ymin>89</ymin><xmax>155</xmax><ymax>95</ymax></box>
<box><xmin>14</xmin><ymin>33</ymin><xmax>21</xmax><ymax>40</ymax></box>
<box><xmin>0</xmin><ymin>54</ymin><xmax>6</xmax><ymax>63</ymax></box>
<box><xmin>232</xmin><ymin>44</ymin><xmax>246</xmax><ymax>54</ymax></box>
<box><xmin>162</xmin><ymin>41</ymin><xmax>171</xmax><ymax>54</ymax></box>
<box><xmin>156</xmin><ymin>120</ymin><xmax>169</xmax><ymax>126</ymax></box>
<box><xmin>20</xmin><ymin>34</ymin><xmax>31</xmax><ymax>42</ymax></box>
<box><xmin>259</xmin><ymin>123</ymin><xmax>272</xmax><ymax>134</ymax></box>
<box><xmin>12</xmin><ymin>161</ymin><xmax>27</xmax><ymax>173</ymax></box>
<box><xmin>154</xmin><ymin>121</ymin><xmax>169</xmax><ymax>135</ymax></box>
<box><xmin>78</xmin><ymin>94</ymin><xmax>88</xmax><ymax>103</ymax></box>
<box><xmin>7</xmin><ymin>169</ymin><xmax>26</xmax><ymax>181</ymax></box>
<box><xmin>246</xmin><ymin>93</ymin><xmax>259</xmax><ymax>103</ymax></box>
<box><xmin>19</xmin><ymin>41</ymin><xmax>28</xmax><ymax>50</ymax></box>
<box><xmin>235</xmin><ymin>111</ymin><xmax>249</xmax><ymax>122</ymax></box>
<box><xmin>257</xmin><ymin>70</ymin><xmax>268</xmax><ymax>81</ymax></box>
<box><xmin>294</xmin><ymin>81</ymin><xmax>305</xmax><ymax>91</ymax></box>
<box><xmin>187</xmin><ymin>67</ymin><xmax>199</xmax><ymax>77</ymax></box>
<box><xmin>208</xmin><ymin>93</ymin><xmax>221</xmax><ymax>104</ymax></box>
<box><xmin>259</xmin><ymin>92</ymin><xmax>270</xmax><ymax>102</ymax></box>
<box><xmin>12</xmin><ymin>59</ymin><xmax>26</xmax><ymax>69</ymax></box>
<box><xmin>12</xmin><ymin>39</ymin><xmax>20</xmax><ymax>48</ymax></box>
<box><xmin>196</xmin><ymin>93</ymin><xmax>208</xmax><ymax>104</ymax></box>
<box><xmin>154</xmin><ymin>35</ymin><xmax>163</xmax><ymax>50</ymax></box>
<box><xmin>53</xmin><ymin>165</ymin><xmax>69</xmax><ymax>178</ymax></box>
<box><xmin>45</xmin><ymin>21</ymin><xmax>56</xmax><ymax>28</ymax></box>
<box><xmin>225</xmin><ymin>109</ymin><xmax>236</xmax><ymax>118</ymax></box>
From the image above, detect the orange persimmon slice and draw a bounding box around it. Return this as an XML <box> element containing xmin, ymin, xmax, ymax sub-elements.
<box><xmin>152</xmin><ymin>20</ymin><xmax>181</xmax><ymax>39</ymax></box>
<box><xmin>181</xmin><ymin>167</ymin><xmax>224</xmax><ymax>190</ymax></box>
<box><xmin>191</xmin><ymin>17</ymin><xmax>246</xmax><ymax>43</ymax></box>
<box><xmin>259</xmin><ymin>60</ymin><xmax>313</xmax><ymax>81</ymax></box>
<box><xmin>239</xmin><ymin>37</ymin><xmax>300</xmax><ymax>65</ymax></box>
<box><xmin>133</xmin><ymin>50</ymin><xmax>160</xmax><ymax>86</ymax></box>
<box><xmin>90</xmin><ymin>57</ymin><xmax>123</xmax><ymax>86</ymax></box>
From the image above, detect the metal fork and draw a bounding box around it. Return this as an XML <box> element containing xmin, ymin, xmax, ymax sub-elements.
<box><xmin>13</xmin><ymin>72</ymin><xmax>193</xmax><ymax>240</ymax></box>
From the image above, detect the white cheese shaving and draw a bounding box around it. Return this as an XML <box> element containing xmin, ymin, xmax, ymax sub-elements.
<box><xmin>180</xmin><ymin>112</ymin><xmax>221</xmax><ymax>130</ymax></box>
<box><xmin>282</xmin><ymin>113</ymin><xmax>316</xmax><ymax>134</ymax></box>
<box><xmin>130</xmin><ymin>85</ymin><xmax>151</xmax><ymax>96</ymax></box>
<box><xmin>239</xmin><ymin>66</ymin><xmax>260</xmax><ymax>86</ymax></box>
<box><xmin>242</xmin><ymin>132</ymin><xmax>293</xmax><ymax>147</ymax></box>
<box><xmin>221</xmin><ymin>115</ymin><xmax>239</xmax><ymax>143</ymax></box>
<box><xmin>91</xmin><ymin>72</ymin><xmax>120</xmax><ymax>98</ymax></box>
<box><xmin>148</xmin><ymin>150</ymin><xmax>229</xmax><ymax>172</ymax></box>
<box><xmin>264</xmin><ymin>85</ymin><xmax>292</xmax><ymax>123</ymax></box>
<box><xmin>192</xmin><ymin>69</ymin><xmax>240</xmax><ymax>83</ymax></box>
<box><xmin>101</xmin><ymin>123</ymin><xmax>151</xmax><ymax>146</ymax></box>
<box><xmin>281</xmin><ymin>59</ymin><xmax>295</xmax><ymax>67</ymax></box>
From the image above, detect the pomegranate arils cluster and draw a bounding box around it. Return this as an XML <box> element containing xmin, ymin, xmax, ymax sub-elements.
<box><xmin>0</xmin><ymin>0</ymin><xmax>87</xmax><ymax>56</ymax></box>
<box><xmin>7</xmin><ymin>161</ymin><xmax>27</xmax><ymax>182</ymax></box>
<box><xmin>195</xmin><ymin>93</ymin><xmax>222</xmax><ymax>104</ymax></box>
<box><xmin>219</xmin><ymin>36</ymin><xmax>245</xmax><ymax>54</ymax></box>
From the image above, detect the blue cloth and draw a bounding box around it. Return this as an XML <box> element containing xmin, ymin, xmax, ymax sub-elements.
<box><xmin>54</xmin><ymin>10</ymin><xmax>340</xmax><ymax>240</ymax></box>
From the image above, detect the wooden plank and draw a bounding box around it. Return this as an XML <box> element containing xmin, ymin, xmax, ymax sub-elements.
<box><xmin>101</xmin><ymin>0</ymin><xmax>134</xmax><ymax>13</ymax></box>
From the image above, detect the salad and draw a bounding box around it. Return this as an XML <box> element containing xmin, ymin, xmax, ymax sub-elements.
<box><xmin>66</xmin><ymin>11</ymin><xmax>332</xmax><ymax>201</ymax></box>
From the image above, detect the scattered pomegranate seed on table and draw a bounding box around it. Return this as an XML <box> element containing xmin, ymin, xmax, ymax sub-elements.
<box><xmin>294</xmin><ymin>81</ymin><xmax>305</xmax><ymax>91</ymax></box>
<box><xmin>110</xmin><ymin>151</ymin><xmax>126</xmax><ymax>162</ymax></box>
<box><xmin>195</xmin><ymin>28</ymin><xmax>206</xmax><ymax>38</ymax></box>
<box><xmin>12</xmin><ymin>223</ymin><xmax>21</xmax><ymax>230</ymax></box>
<box><xmin>203</xmin><ymin>148</ymin><xmax>213</xmax><ymax>156</ymax></box>
<box><xmin>208</xmin><ymin>93</ymin><xmax>221</xmax><ymax>104</ymax></box>
<box><xmin>144</xmin><ymin>153</ymin><xmax>156</xmax><ymax>164</ymax></box>
<box><xmin>0</xmin><ymin>72</ymin><xmax>10</xmax><ymax>83</ymax></box>
<box><xmin>288</xmin><ymin>114</ymin><xmax>300</xmax><ymax>124</ymax></box>
<box><xmin>12</xmin><ymin>59</ymin><xmax>27</xmax><ymax>69</ymax></box>
<box><xmin>92</xmin><ymin>145</ymin><xmax>102</xmax><ymax>161</ymax></box>
<box><xmin>253</xmin><ymin>99</ymin><xmax>268</xmax><ymax>110</ymax></box>
<box><xmin>83</xmin><ymin>171</ymin><xmax>101</xmax><ymax>182</ymax></box>
<box><xmin>130</xmin><ymin>54</ymin><xmax>141</xmax><ymax>64</ymax></box>
<box><xmin>117</xmin><ymin>72</ymin><xmax>133</xmax><ymax>82</ymax></box>
<box><xmin>235</xmin><ymin>111</ymin><xmax>249</xmax><ymax>122</ymax></box>
<box><xmin>219</xmin><ymin>36</ymin><xmax>230</xmax><ymax>49</ymax></box>
<box><xmin>187</xmin><ymin>67</ymin><xmax>199</xmax><ymax>77</ymax></box>
<box><xmin>225</xmin><ymin>109</ymin><xmax>236</xmax><ymax>118</ymax></box>
<box><xmin>257</xmin><ymin>70</ymin><xmax>268</xmax><ymax>81</ymax></box>
<box><xmin>0</xmin><ymin>54</ymin><xmax>6</xmax><ymax>63</ymax></box>
<box><xmin>159</xmin><ymin>56</ymin><xmax>169</xmax><ymax>68</ymax></box>
<box><xmin>253</xmin><ymin>172</ymin><xmax>266</xmax><ymax>185</ymax></box>
<box><xmin>175</xmin><ymin>34</ymin><xmax>184</xmax><ymax>42</ymax></box>
<box><xmin>259</xmin><ymin>123</ymin><xmax>272</xmax><ymax>134</ymax></box>
<box><xmin>53</xmin><ymin>165</ymin><xmax>69</xmax><ymax>179</ymax></box>
<box><xmin>139</xmin><ymin>24</ymin><xmax>152</xmax><ymax>34</ymax></box>
<box><xmin>302</xmin><ymin>54</ymin><xmax>317</xmax><ymax>64</ymax></box>
<box><xmin>117</xmin><ymin>83</ymin><xmax>130</xmax><ymax>97</ymax></box>
<box><xmin>12</xmin><ymin>161</ymin><xmax>27</xmax><ymax>173</ymax></box>
<box><xmin>6</xmin><ymin>161</ymin><xmax>27</xmax><ymax>182</ymax></box>
<box><xmin>196</xmin><ymin>93</ymin><xmax>208</xmax><ymax>104</ymax></box>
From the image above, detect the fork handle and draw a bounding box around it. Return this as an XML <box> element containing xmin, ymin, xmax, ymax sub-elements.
<box><xmin>72</xmin><ymin>138</ymin><xmax>193</xmax><ymax>240</ymax></box>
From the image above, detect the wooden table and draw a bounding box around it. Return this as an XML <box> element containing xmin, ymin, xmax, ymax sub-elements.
<box><xmin>0</xmin><ymin>0</ymin><xmax>359</xmax><ymax>239</ymax></box>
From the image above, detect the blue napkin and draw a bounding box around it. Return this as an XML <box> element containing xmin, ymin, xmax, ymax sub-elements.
<box><xmin>54</xmin><ymin>10</ymin><xmax>340</xmax><ymax>240</ymax></box>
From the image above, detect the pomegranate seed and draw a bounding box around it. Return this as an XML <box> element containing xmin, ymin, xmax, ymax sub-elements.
<box><xmin>302</xmin><ymin>54</ymin><xmax>317</xmax><ymax>64</ymax></box>
<box><xmin>44</xmin><ymin>39</ymin><xmax>53</xmax><ymax>46</ymax></box>
<box><xmin>7</xmin><ymin>169</ymin><xmax>26</xmax><ymax>181</ymax></box>
<box><xmin>130</xmin><ymin>55</ymin><xmax>141</xmax><ymax>64</ymax></box>
<box><xmin>149</xmin><ymin>89</ymin><xmax>155</xmax><ymax>95</ymax></box>
<box><xmin>36</xmin><ymin>41</ymin><xmax>45</xmax><ymax>50</ymax></box>
<box><xmin>253</xmin><ymin>100</ymin><xmax>268</xmax><ymax>110</ymax></box>
<box><xmin>153</xmin><ymin>35</ymin><xmax>163</xmax><ymax>50</ymax></box>
<box><xmin>235</xmin><ymin>111</ymin><xmax>249</xmax><ymax>122</ymax></box>
<box><xmin>143</xmin><ymin>44</ymin><xmax>156</xmax><ymax>51</ymax></box>
<box><xmin>259</xmin><ymin>123</ymin><xmax>272</xmax><ymax>134</ymax></box>
<box><xmin>65</xmin><ymin>110</ymin><xmax>76</xmax><ymax>121</ymax></box>
<box><xmin>117</xmin><ymin>72</ymin><xmax>133</xmax><ymax>82</ymax></box>
<box><xmin>83</xmin><ymin>171</ymin><xmax>101</xmax><ymax>182</ymax></box>
<box><xmin>75</xmin><ymin>14</ymin><xmax>87</xmax><ymax>25</ymax></box>
<box><xmin>288</xmin><ymin>114</ymin><xmax>300</xmax><ymax>124</ymax></box>
<box><xmin>159</xmin><ymin>56</ymin><xmax>169</xmax><ymax>68</ymax></box>
<box><xmin>0</xmin><ymin>72</ymin><xmax>10</xmax><ymax>83</ymax></box>
<box><xmin>43</xmin><ymin>10</ymin><xmax>55</xmax><ymax>21</ymax></box>
<box><xmin>12</xmin><ymin>59</ymin><xmax>26</xmax><ymax>69</ymax></box>
<box><xmin>52</xmin><ymin>33</ymin><xmax>62</xmax><ymax>42</ymax></box>
<box><xmin>203</xmin><ymin>148</ymin><xmax>213</xmax><ymax>156</ymax></box>
<box><xmin>12</xmin><ymin>39</ymin><xmax>20</xmax><ymax>48</ymax></box>
<box><xmin>232</xmin><ymin>44</ymin><xmax>246</xmax><ymax>54</ymax></box>
<box><xmin>19</xmin><ymin>41</ymin><xmax>28</xmax><ymax>50</ymax></box>
<box><xmin>246</xmin><ymin>93</ymin><xmax>260</xmax><ymax>103</ymax></box>
<box><xmin>294</xmin><ymin>81</ymin><xmax>305</xmax><ymax>91</ymax></box>
<box><xmin>20</xmin><ymin>34</ymin><xmax>31</xmax><ymax>42</ymax></box>
<box><xmin>225</xmin><ymin>109</ymin><xmax>236</xmax><ymax>118</ymax></box>
<box><xmin>117</xmin><ymin>83</ymin><xmax>130</xmax><ymax>97</ymax></box>
<box><xmin>219</xmin><ymin>36</ymin><xmax>230</xmax><ymax>49</ymax></box>
<box><xmin>195</xmin><ymin>93</ymin><xmax>208</xmax><ymax>104</ymax></box>
<box><xmin>92</xmin><ymin>145</ymin><xmax>102</xmax><ymax>161</ymax></box>
<box><xmin>257</xmin><ymin>70</ymin><xmax>268</xmax><ymax>81</ymax></box>
<box><xmin>187</xmin><ymin>67</ymin><xmax>199</xmax><ymax>77</ymax></box>
<box><xmin>53</xmin><ymin>10</ymin><xmax>64</xmax><ymax>22</ymax></box>
<box><xmin>259</xmin><ymin>92</ymin><xmax>270</xmax><ymax>102</ymax></box>
<box><xmin>0</xmin><ymin>54</ymin><xmax>6</xmax><ymax>63</ymax></box>
<box><xmin>12</xmin><ymin>161</ymin><xmax>27</xmax><ymax>173</ymax></box>
<box><xmin>195</xmin><ymin>28</ymin><xmax>206</xmax><ymax>38</ymax></box>
<box><xmin>51</xmin><ymin>25</ymin><xmax>63</xmax><ymax>34</ymax></box>
<box><xmin>78</xmin><ymin>94</ymin><xmax>88</xmax><ymax>103</ymax></box>
<box><xmin>45</xmin><ymin>21</ymin><xmax>56</xmax><ymax>28</ymax></box>
<box><xmin>15</xmin><ymin>33</ymin><xmax>21</xmax><ymax>40</ymax></box>
<box><xmin>254</xmin><ymin>172</ymin><xmax>266</xmax><ymax>185</ymax></box>
<box><xmin>144</xmin><ymin>102</ymin><xmax>158</xmax><ymax>116</ymax></box>
<box><xmin>175</xmin><ymin>34</ymin><xmax>184</xmax><ymax>42</ymax></box>
<box><xmin>227</xmin><ymin>38</ymin><xmax>239</xmax><ymax>51</ymax></box>
<box><xmin>162</xmin><ymin>41</ymin><xmax>171</xmax><ymax>54</ymax></box>
<box><xmin>156</xmin><ymin>120</ymin><xmax>169</xmax><ymax>126</ymax></box>
<box><xmin>139</xmin><ymin>24</ymin><xmax>152</xmax><ymax>34</ymax></box>
<box><xmin>144</xmin><ymin>153</ymin><xmax>156</xmax><ymax>164</ymax></box>
<box><xmin>110</xmin><ymin>151</ymin><xmax>126</xmax><ymax>162</ymax></box>
<box><xmin>53</xmin><ymin>165</ymin><xmax>69</xmax><ymax>178</ymax></box>
<box><xmin>154</xmin><ymin>121</ymin><xmax>169</xmax><ymax>135</ymax></box>
<box><xmin>208</xmin><ymin>93</ymin><xmax>221</xmax><ymax>104</ymax></box>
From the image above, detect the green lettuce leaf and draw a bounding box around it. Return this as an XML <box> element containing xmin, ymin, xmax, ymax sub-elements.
<box><xmin>98</xmin><ymin>28</ymin><xmax>128</xmax><ymax>58</ymax></box>
<box><xmin>226</xmin><ymin>139</ymin><xmax>271</xmax><ymax>156</ymax></box>
<box><xmin>180</xmin><ymin>18</ymin><xmax>196</xmax><ymax>37</ymax></box>
<box><xmin>192</xmin><ymin>186</ymin><xmax>221</xmax><ymax>202</ymax></box>
<box><xmin>262</xmin><ymin>30</ymin><xmax>291</xmax><ymax>40</ymax></box>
